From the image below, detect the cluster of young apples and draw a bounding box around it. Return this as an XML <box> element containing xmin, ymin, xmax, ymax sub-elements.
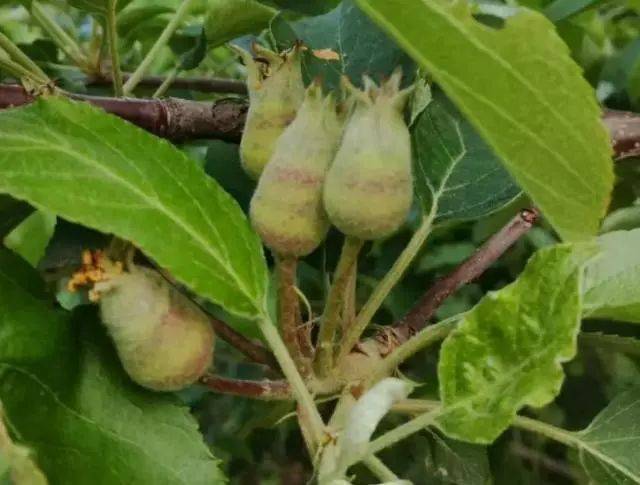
<box><xmin>238</xmin><ymin>43</ymin><xmax>415</xmax><ymax>256</ymax></box>
<box><xmin>83</xmin><ymin>43</ymin><xmax>414</xmax><ymax>394</ymax></box>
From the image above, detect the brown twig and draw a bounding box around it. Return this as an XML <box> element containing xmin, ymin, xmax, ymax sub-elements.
<box><xmin>276</xmin><ymin>256</ymin><xmax>312</xmax><ymax>377</ymax></box>
<box><xmin>1</xmin><ymin>84</ymin><xmax>639</xmax><ymax>152</ymax></box>
<box><xmin>149</xmin><ymin>261</ymin><xmax>278</xmax><ymax>370</ymax></box>
<box><xmin>87</xmin><ymin>73</ymin><xmax>248</xmax><ymax>95</ymax></box>
<box><xmin>203</xmin><ymin>310</ymin><xmax>279</xmax><ymax>370</ymax></box>
<box><xmin>604</xmin><ymin>109</ymin><xmax>640</xmax><ymax>160</ymax></box>
<box><xmin>389</xmin><ymin>208</ymin><xmax>540</xmax><ymax>343</ymax></box>
<box><xmin>199</xmin><ymin>374</ymin><xmax>292</xmax><ymax>400</ymax></box>
<box><xmin>0</xmin><ymin>84</ymin><xmax>247</xmax><ymax>142</ymax></box>
<box><xmin>315</xmin><ymin>237</ymin><xmax>364</xmax><ymax>376</ymax></box>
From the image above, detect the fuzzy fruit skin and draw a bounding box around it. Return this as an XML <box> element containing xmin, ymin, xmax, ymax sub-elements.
<box><xmin>99</xmin><ymin>267</ymin><xmax>214</xmax><ymax>392</ymax></box>
<box><xmin>237</xmin><ymin>44</ymin><xmax>305</xmax><ymax>180</ymax></box>
<box><xmin>250</xmin><ymin>83</ymin><xmax>345</xmax><ymax>257</ymax></box>
<box><xmin>336</xmin><ymin>339</ymin><xmax>386</xmax><ymax>385</ymax></box>
<box><xmin>323</xmin><ymin>74</ymin><xmax>413</xmax><ymax>240</ymax></box>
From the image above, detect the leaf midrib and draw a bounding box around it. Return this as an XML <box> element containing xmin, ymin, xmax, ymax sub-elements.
<box><xmin>0</xmin><ymin>133</ymin><xmax>258</xmax><ymax>313</ymax></box>
<box><xmin>0</xmin><ymin>363</ymin><xmax>193</xmax><ymax>484</ymax></box>
<box><xmin>358</xmin><ymin>0</ymin><xmax>603</xmax><ymax>200</ymax></box>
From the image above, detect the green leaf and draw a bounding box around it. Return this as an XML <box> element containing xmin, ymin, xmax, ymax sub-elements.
<box><xmin>583</xmin><ymin>229</ymin><xmax>640</xmax><ymax>324</ymax></box>
<box><xmin>117</xmin><ymin>4</ymin><xmax>174</xmax><ymax>38</ymax></box>
<box><xmin>438</xmin><ymin>243</ymin><xmax>597</xmax><ymax>443</ymax></box>
<box><xmin>205</xmin><ymin>0</ymin><xmax>277</xmax><ymax>48</ymax></box>
<box><xmin>355</xmin><ymin>0</ymin><xmax>613</xmax><ymax>241</ymax></box>
<box><xmin>424</xmin><ymin>432</ymin><xmax>490</xmax><ymax>485</ymax></box>
<box><xmin>602</xmin><ymin>207</ymin><xmax>640</xmax><ymax>233</ymax></box>
<box><xmin>577</xmin><ymin>387</ymin><xmax>640</xmax><ymax>484</ymax></box>
<box><xmin>0</xmin><ymin>252</ymin><xmax>226</xmax><ymax>484</ymax></box>
<box><xmin>600</xmin><ymin>38</ymin><xmax>640</xmax><ymax>107</ymax></box>
<box><xmin>67</xmin><ymin>0</ymin><xmax>131</xmax><ymax>15</ymax></box>
<box><xmin>0</xmin><ymin>248</ymin><xmax>61</xmax><ymax>363</ymax></box>
<box><xmin>172</xmin><ymin>25</ymin><xmax>207</xmax><ymax>71</ymax></box>
<box><xmin>412</xmin><ymin>89</ymin><xmax>521</xmax><ymax>222</ymax></box>
<box><xmin>580</xmin><ymin>332</ymin><xmax>640</xmax><ymax>359</ymax></box>
<box><xmin>3</xmin><ymin>209</ymin><xmax>56</xmax><ymax>267</ymax></box>
<box><xmin>0</xmin><ymin>248</ymin><xmax>47</xmax><ymax>300</ymax></box>
<box><xmin>270</xmin><ymin>0</ymin><xmax>415</xmax><ymax>91</ymax></box>
<box><xmin>544</xmin><ymin>0</ymin><xmax>601</xmax><ymax>22</ymax></box>
<box><xmin>0</xmin><ymin>97</ymin><xmax>268</xmax><ymax>321</ymax></box>
<box><xmin>260</xmin><ymin>0</ymin><xmax>339</xmax><ymax>15</ymax></box>
<box><xmin>0</xmin><ymin>195</ymin><xmax>34</xmax><ymax>239</ymax></box>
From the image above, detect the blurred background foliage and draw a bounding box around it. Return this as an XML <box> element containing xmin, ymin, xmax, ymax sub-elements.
<box><xmin>1</xmin><ymin>0</ymin><xmax>639</xmax><ymax>483</ymax></box>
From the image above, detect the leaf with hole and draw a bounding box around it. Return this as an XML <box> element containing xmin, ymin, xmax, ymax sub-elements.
<box><xmin>356</xmin><ymin>0</ymin><xmax>613</xmax><ymax>241</ymax></box>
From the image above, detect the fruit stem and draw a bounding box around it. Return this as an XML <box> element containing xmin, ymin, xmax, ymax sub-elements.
<box><xmin>275</xmin><ymin>255</ymin><xmax>311</xmax><ymax>377</ymax></box>
<box><xmin>362</xmin><ymin>455</ymin><xmax>399</xmax><ymax>482</ymax></box>
<box><xmin>337</xmin><ymin>209</ymin><xmax>436</xmax><ymax>365</ymax></box>
<box><xmin>105</xmin><ymin>0</ymin><xmax>123</xmax><ymax>97</ymax></box>
<box><xmin>367</xmin><ymin>407</ymin><xmax>441</xmax><ymax>455</ymax></box>
<box><xmin>315</xmin><ymin>236</ymin><xmax>364</xmax><ymax>377</ymax></box>
<box><xmin>123</xmin><ymin>0</ymin><xmax>196</xmax><ymax>96</ymax></box>
<box><xmin>258</xmin><ymin>315</ymin><xmax>326</xmax><ymax>452</ymax></box>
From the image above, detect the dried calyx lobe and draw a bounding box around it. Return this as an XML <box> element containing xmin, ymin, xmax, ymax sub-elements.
<box><xmin>96</xmin><ymin>264</ymin><xmax>214</xmax><ymax>392</ymax></box>
<box><xmin>323</xmin><ymin>71</ymin><xmax>414</xmax><ymax>240</ymax></box>
<box><xmin>234</xmin><ymin>42</ymin><xmax>305</xmax><ymax>180</ymax></box>
<box><xmin>250</xmin><ymin>81</ymin><xmax>347</xmax><ymax>257</ymax></box>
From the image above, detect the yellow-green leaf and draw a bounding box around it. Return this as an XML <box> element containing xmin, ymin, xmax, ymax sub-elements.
<box><xmin>438</xmin><ymin>244</ymin><xmax>597</xmax><ymax>443</ymax></box>
<box><xmin>356</xmin><ymin>0</ymin><xmax>613</xmax><ymax>241</ymax></box>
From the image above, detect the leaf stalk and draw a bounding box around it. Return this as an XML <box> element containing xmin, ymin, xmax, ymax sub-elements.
<box><xmin>122</xmin><ymin>0</ymin><xmax>197</xmax><ymax>96</ymax></box>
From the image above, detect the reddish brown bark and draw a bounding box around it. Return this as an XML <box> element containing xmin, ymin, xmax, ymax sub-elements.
<box><xmin>1</xmin><ymin>84</ymin><xmax>639</xmax><ymax>156</ymax></box>
<box><xmin>199</xmin><ymin>374</ymin><xmax>291</xmax><ymax>400</ymax></box>
<box><xmin>386</xmin><ymin>208</ymin><xmax>540</xmax><ymax>344</ymax></box>
<box><xmin>0</xmin><ymin>84</ymin><xmax>247</xmax><ymax>142</ymax></box>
